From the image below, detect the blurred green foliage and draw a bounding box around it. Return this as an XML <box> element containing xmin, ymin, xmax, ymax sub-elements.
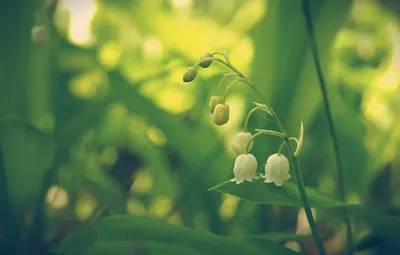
<box><xmin>1</xmin><ymin>0</ymin><xmax>400</xmax><ymax>254</ymax></box>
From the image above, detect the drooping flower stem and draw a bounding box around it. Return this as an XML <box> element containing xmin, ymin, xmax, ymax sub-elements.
<box><xmin>213</xmin><ymin>58</ymin><xmax>327</xmax><ymax>255</ymax></box>
<box><xmin>243</xmin><ymin>107</ymin><xmax>261</xmax><ymax>132</ymax></box>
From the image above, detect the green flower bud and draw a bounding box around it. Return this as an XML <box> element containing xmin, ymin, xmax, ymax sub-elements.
<box><xmin>199</xmin><ymin>53</ymin><xmax>213</xmax><ymax>68</ymax></box>
<box><xmin>31</xmin><ymin>25</ymin><xmax>47</xmax><ymax>45</ymax></box>
<box><xmin>208</xmin><ymin>96</ymin><xmax>223</xmax><ymax>113</ymax></box>
<box><xmin>212</xmin><ymin>104</ymin><xmax>229</xmax><ymax>126</ymax></box>
<box><xmin>182</xmin><ymin>67</ymin><xmax>197</xmax><ymax>83</ymax></box>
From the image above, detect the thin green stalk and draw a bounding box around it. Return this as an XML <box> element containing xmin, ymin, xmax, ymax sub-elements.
<box><xmin>216</xmin><ymin>59</ymin><xmax>327</xmax><ymax>255</ymax></box>
<box><xmin>301</xmin><ymin>0</ymin><xmax>353</xmax><ymax>252</ymax></box>
<box><xmin>244</xmin><ymin>106</ymin><xmax>266</xmax><ymax>131</ymax></box>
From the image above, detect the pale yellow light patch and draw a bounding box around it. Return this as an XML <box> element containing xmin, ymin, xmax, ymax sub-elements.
<box><xmin>229</xmin><ymin>37</ymin><xmax>254</xmax><ymax>73</ymax></box>
<box><xmin>362</xmin><ymin>94</ymin><xmax>393</xmax><ymax>131</ymax></box>
<box><xmin>69</xmin><ymin>69</ymin><xmax>106</xmax><ymax>99</ymax></box>
<box><xmin>148</xmin><ymin>196</ymin><xmax>173</xmax><ymax>219</ymax></box>
<box><xmin>171</xmin><ymin>0</ymin><xmax>192</xmax><ymax>8</ymax></box>
<box><xmin>75</xmin><ymin>193</ymin><xmax>98</xmax><ymax>221</ymax></box>
<box><xmin>228</xmin><ymin>0</ymin><xmax>266</xmax><ymax>34</ymax></box>
<box><xmin>142</xmin><ymin>36</ymin><xmax>164</xmax><ymax>61</ymax></box>
<box><xmin>332</xmin><ymin>29</ymin><xmax>356</xmax><ymax>50</ymax></box>
<box><xmin>109</xmin><ymin>103</ymin><xmax>128</xmax><ymax>119</ymax></box>
<box><xmin>131</xmin><ymin>170</ymin><xmax>153</xmax><ymax>194</ymax></box>
<box><xmin>139</xmin><ymin>80</ymin><xmax>163</xmax><ymax>100</ymax></box>
<box><xmin>295</xmin><ymin>208</ymin><xmax>317</xmax><ymax>235</ymax></box>
<box><xmin>167</xmin><ymin>66</ymin><xmax>191</xmax><ymax>87</ymax></box>
<box><xmin>285</xmin><ymin>241</ymin><xmax>301</xmax><ymax>252</ymax></box>
<box><xmin>63</xmin><ymin>0</ymin><xmax>97</xmax><ymax>46</ymax></box>
<box><xmin>356</xmin><ymin>35</ymin><xmax>375</xmax><ymax>61</ymax></box>
<box><xmin>346</xmin><ymin>192</ymin><xmax>361</xmax><ymax>204</ymax></box>
<box><xmin>126</xmin><ymin>115</ymin><xmax>148</xmax><ymax>136</ymax></box>
<box><xmin>126</xmin><ymin>199</ymin><xmax>147</xmax><ymax>216</ymax></box>
<box><xmin>219</xmin><ymin>194</ymin><xmax>239</xmax><ymax>220</ymax></box>
<box><xmin>99</xmin><ymin>146</ymin><xmax>119</xmax><ymax>166</ymax></box>
<box><xmin>373</xmin><ymin>22</ymin><xmax>400</xmax><ymax>93</ymax></box>
<box><xmin>46</xmin><ymin>185</ymin><xmax>69</xmax><ymax>209</ymax></box>
<box><xmin>167</xmin><ymin>212</ymin><xmax>183</xmax><ymax>225</ymax></box>
<box><xmin>351</xmin><ymin>0</ymin><xmax>380</xmax><ymax>24</ymax></box>
<box><xmin>98</xmin><ymin>41</ymin><xmax>122</xmax><ymax>70</ymax></box>
<box><xmin>154</xmin><ymin>87</ymin><xmax>193</xmax><ymax>114</ymax></box>
<box><xmin>146</xmin><ymin>126</ymin><xmax>167</xmax><ymax>146</ymax></box>
<box><xmin>140</xmin><ymin>3</ymin><xmax>238</xmax><ymax>60</ymax></box>
<box><xmin>209</xmin><ymin>0</ymin><xmax>235</xmax><ymax>18</ymax></box>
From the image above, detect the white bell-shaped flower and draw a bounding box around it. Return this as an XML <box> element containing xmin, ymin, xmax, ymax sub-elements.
<box><xmin>232</xmin><ymin>132</ymin><xmax>253</xmax><ymax>154</ymax></box>
<box><xmin>231</xmin><ymin>154</ymin><xmax>258</xmax><ymax>184</ymax></box>
<box><xmin>262</xmin><ymin>153</ymin><xmax>291</xmax><ymax>187</ymax></box>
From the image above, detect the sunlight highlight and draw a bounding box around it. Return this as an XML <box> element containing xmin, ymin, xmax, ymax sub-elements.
<box><xmin>167</xmin><ymin>212</ymin><xmax>183</xmax><ymax>225</ymax></box>
<box><xmin>126</xmin><ymin>199</ymin><xmax>147</xmax><ymax>216</ymax></box>
<box><xmin>146</xmin><ymin>126</ymin><xmax>167</xmax><ymax>146</ymax></box>
<box><xmin>98</xmin><ymin>41</ymin><xmax>122</xmax><ymax>70</ymax></box>
<box><xmin>131</xmin><ymin>170</ymin><xmax>153</xmax><ymax>194</ymax></box>
<box><xmin>143</xmin><ymin>36</ymin><xmax>164</xmax><ymax>60</ymax></box>
<box><xmin>170</xmin><ymin>0</ymin><xmax>192</xmax><ymax>8</ymax></box>
<box><xmin>75</xmin><ymin>193</ymin><xmax>98</xmax><ymax>221</ymax></box>
<box><xmin>46</xmin><ymin>185</ymin><xmax>69</xmax><ymax>209</ymax></box>
<box><xmin>63</xmin><ymin>0</ymin><xmax>97</xmax><ymax>46</ymax></box>
<box><xmin>219</xmin><ymin>194</ymin><xmax>239</xmax><ymax>220</ymax></box>
<box><xmin>373</xmin><ymin>23</ymin><xmax>400</xmax><ymax>92</ymax></box>
<box><xmin>149</xmin><ymin>196</ymin><xmax>173</xmax><ymax>219</ymax></box>
<box><xmin>363</xmin><ymin>95</ymin><xmax>393</xmax><ymax>130</ymax></box>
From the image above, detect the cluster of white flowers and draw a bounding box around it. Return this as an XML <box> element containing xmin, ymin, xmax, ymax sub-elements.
<box><xmin>182</xmin><ymin>51</ymin><xmax>303</xmax><ymax>188</ymax></box>
<box><xmin>230</xmin><ymin>132</ymin><xmax>290</xmax><ymax>187</ymax></box>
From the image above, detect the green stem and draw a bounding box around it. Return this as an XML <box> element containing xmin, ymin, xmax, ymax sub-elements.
<box><xmin>243</xmin><ymin>106</ymin><xmax>261</xmax><ymax>131</ymax></box>
<box><xmin>301</xmin><ymin>0</ymin><xmax>352</xmax><ymax>252</ymax></box>
<box><xmin>287</xmin><ymin>149</ymin><xmax>326</xmax><ymax>255</ymax></box>
<box><xmin>215</xmin><ymin>73</ymin><xmax>237</xmax><ymax>95</ymax></box>
<box><xmin>222</xmin><ymin>79</ymin><xmax>244</xmax><ymax>103</ymax></box>
<box><xmin>277</xmin><ymin>141</ymin><xmax>287</xmax><ymax>154</ymax></box>
<box><xmin>216</xmin><ymin>58</ymin><xmax>327</xmax><ymax>255</ymax></box>
<box><xmin>245</xmin><ymin>130</ymin><xmax>284</xmax><ymax>153</ymax></box>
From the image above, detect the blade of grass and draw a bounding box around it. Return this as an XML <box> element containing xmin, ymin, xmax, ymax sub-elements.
<box><xmin>301</xmin><ymin>0</ymin><xmax>353</xmax><ymax>253</ymax></box>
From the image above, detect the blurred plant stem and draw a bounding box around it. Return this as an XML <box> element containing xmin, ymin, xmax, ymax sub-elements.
<box><xmin>215</xmin><ymin>58</ymin><xmax>327</xmax><ymax>255</ymax></box>
<box><xmin>301</xmin><ymin>0</ymin><xmax>353</xmax><ymax>253</ymax></box>
<box><xmin>0</xmin><ymin>1</ymin><xmax>36</xmax><ymax>118</ymax></box>
<box><xmin>0</xmin><ymin>2</ymin><xmax>36</xmax><ymax>254</ymax></box>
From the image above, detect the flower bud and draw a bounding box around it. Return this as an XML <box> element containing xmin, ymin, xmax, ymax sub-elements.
<box><xmin>262</xmin><ymin>153</ymin><xmax>290</xmax><ymax>187</ymax></box>
<box><xmin>232</xmin><ymin>132</ymin><xmax>253</xmax><ymax>154</ymax></box>
<box><xmin>232</xmin><ymin>153</ymin><xmax>258</xmax><ymax>184</ymax></box>
<box><xmin>208</xmin><ymin>96</ymin><xmax>222</xmax><ymax>113</ymax></box>
<box><xmin>31</xmin><ymin>25</ymin><xmax>47</xmax><ymax>45</ymax></box>
<box><xmin>198</xmin><ymin>53</ymin><xmax>213</xmax><ymax>68</ymax></box>
<box><xmin>182</xmin><ymin>67</ymin><xmax>197</xmax><ymax>83</ymax></box>
<box><xmin>212</xmin><ymin>104</ymin><xmax>229</xmax><ymax>126</ymax></box>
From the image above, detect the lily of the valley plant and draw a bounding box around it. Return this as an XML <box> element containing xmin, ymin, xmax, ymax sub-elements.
<box><xmin>182</xmin><ymin>51</ymin><xmax>327</xmax><ymax>255</ymax></box>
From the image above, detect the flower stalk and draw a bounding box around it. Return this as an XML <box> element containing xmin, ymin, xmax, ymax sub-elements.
<box><xmin>185</xmin><ymin>52</ymin><xmax>327</xmax><ymax>255</ymax></box>
<box><xmin>207</xmin><ymin>55</ymin><xmax>326</xmax><ymax>255</ymax></box>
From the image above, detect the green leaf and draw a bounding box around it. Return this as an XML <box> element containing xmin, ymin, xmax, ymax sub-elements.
<box><xmin>209</xmin><ymin>179</ymin><xmax>343</xmax><ymax>208</ymax></box>
<box><xmin>246</xmin><ymin>232</ymin><xmax>311</xmax><ymax>243</ymax></box>
<box><xmin>210</xmin><ymin>179</ymin><xmax>400</xmax><ymax>242</ymax></box>
<box><xmin>0</xmin><ymin>116</ymin><xmax>55</xmax><ymax>226</ymax></box>
<box><xmin>56</xmin><ymin>215</ymin><xmax>298</xmax><ymax>255</ymax></box>
<box><xmin>86</xmin><ymin>241</ymin><xmax>205</xmax><ymax>255</ymax></box>
<box><xmin>0</xmin><ymin>116</ymin><xmax>55</xmax><ymax>254</ymax></box>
